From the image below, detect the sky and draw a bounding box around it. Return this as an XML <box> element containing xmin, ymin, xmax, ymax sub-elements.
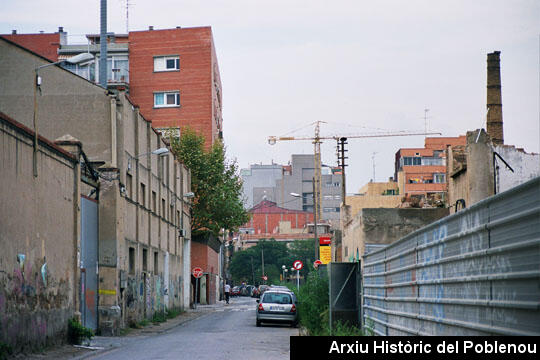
<box><xmin>2</xmin><ymin>0</ymin><xmax>539</xmax><ymax>193</ymax></box>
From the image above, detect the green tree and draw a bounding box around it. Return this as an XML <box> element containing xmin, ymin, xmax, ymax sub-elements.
<box><xmin>229</xmin><ymin>239</ymin><xmax>289</xmax><ymax>285</ymax></box>
<box><xmin>170</xmin><ymin>128</ymin><xmax>249</xmax><ymax>237</ymax></box>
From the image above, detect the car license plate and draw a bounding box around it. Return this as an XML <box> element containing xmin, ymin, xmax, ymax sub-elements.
<box><xmin>269</xmin><ymin>306</ymin><xmax>285</xmax><ymax>311</ymax></box>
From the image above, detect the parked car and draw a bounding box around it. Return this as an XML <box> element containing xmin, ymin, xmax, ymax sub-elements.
<box><xmin>231</xmin><ymin>286</ymin><xmax>241</xmax><ymax>297</ymax></box>
<box><xmin>256</xmin><ymin>290</ymin><xmax>298</xmax><ymax>327</ymax></box>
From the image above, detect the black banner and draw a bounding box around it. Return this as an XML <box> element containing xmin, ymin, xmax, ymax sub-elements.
<box><xmin>290</xmin><ymin>336</ymin><xmax>539</xmax><ymax>360</ymax></box>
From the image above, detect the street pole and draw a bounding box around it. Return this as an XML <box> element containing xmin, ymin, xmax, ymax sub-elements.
<box><xmin>251</xmin><ymin>257</ymin><xmax>255</xmax><ymax>285</ymax></box>
<box><xmin>194</xmin><ymin>277</ymin><xmax>198</xmax><ymax>310</ymax></box>
<box><xmin>261</xmin><ymin>247</ymin><xmax>265</xmax><ymax>284</ymax></box>
<box><xmin>313</xmin><ymin>177</ymin><xmax>318</xmax><ymax>262</ymax></box>
<box><xmin>296</xmin><ymin>270</ymin><xmax>299</xmax><ymax>291</ymax></box>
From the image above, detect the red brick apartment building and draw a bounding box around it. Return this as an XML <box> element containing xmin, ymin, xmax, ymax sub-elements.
<box><xmin>128</xmin><ymin>27</ymin><xmax>223</xmax><ymax>147</ymax></box>
<box><xmin>395</xmin><ymin>136</ymin><xmax>466</xmax><ymax>203</ymax></box>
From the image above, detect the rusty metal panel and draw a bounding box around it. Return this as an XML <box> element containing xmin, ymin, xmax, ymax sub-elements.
<box><xmin>362</xmin><ymin>176</ymin><xmax>540</xmax><ymax>336</ymax></box>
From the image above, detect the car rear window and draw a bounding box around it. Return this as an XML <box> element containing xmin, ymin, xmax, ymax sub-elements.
<box><xmin>262</xmin><ymin>293</ymin><xmax>292</xmax><ymax>304</ymax></box>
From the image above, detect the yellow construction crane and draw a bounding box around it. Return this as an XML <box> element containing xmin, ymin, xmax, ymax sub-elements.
<box><xmin>268</xmin><ymin>121</ymin><xmax>441</xmax><ymax>220</ymax></box>
<box><xmin>268</xmin><ymin>121</ymin><xmax>440</xmax><ymax>262</ymax></box>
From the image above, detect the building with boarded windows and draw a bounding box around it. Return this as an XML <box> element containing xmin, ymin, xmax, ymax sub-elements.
<box><xmin>0</xmin><ymin>37</ymin><xmax>192</xmax><ymax>340</ymax></box>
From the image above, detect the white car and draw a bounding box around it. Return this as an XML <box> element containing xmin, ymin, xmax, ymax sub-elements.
<box><xmin>256</xmin><ymin>290</ymin><xmax>298</xmax><ymax>327</ymax></box>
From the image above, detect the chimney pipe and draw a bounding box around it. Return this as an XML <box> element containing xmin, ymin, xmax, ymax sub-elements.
<box><xmin>99</xmin><ymin>0</ymin><xmax>108</xmax><ymax>89</ymax></box>
<box><xmin>149</xmin><ymin>26</ymin><xmax>154</xmax><ymax>31</ymax></box>
<box><xmin>486</xmin><ymin>51</ymin><xmax>503</xmax><ymax>145</ymax></box>
<box><xmin>11</xmin><ymin>30</ymin><xmax>16</xmax><ymax>35</ymax></box>
<box><xmin>58</xmin><ymin>26</ymin><xmax>64</xmax><ymax>33</ymax></box>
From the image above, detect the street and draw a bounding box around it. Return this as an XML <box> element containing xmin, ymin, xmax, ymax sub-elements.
<box><xmin>86</xmin><ymin>296</ymin><xmax>298</xmax><ymax>360</ymax></box>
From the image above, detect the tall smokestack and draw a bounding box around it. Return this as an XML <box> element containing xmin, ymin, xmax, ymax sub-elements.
<box><xmin>486</xmin><ymin>51</ymin><xmax>503</xmax><ymax>145</ymax></box>
<box><xmin>99</xmin><ymin>0</ymin><xmax>108</xmax><ymax>89</ymax></box>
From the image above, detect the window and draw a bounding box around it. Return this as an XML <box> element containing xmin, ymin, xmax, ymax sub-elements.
<box><xmin>126</xmin><ymin>173</ymin><xmax>133</xmax><ymax>198</ymax></box>
<box><xmin>403</xmin><ymin>157</ymin><xmax>422</xmax><ymax>166</ymax></box>
<box><xmin>434</xmin><ymin>173</ymin><xmax>446</xmax><ymax>183</ymax></box>
<box><xmin>64</xmin><ymin>62</ymin><xmax>95</xmax><ymax>82</ymax></box>
<box><xmin>154</xmin><ymin>91</ymin><xmax>180</xmax><ymax>108</ymax></box>
<box><xmin>162</xmin><ymin>198</ymin><xmax>166</xmax><ymax>218</ymax></box>
<box><xmin>422</xmin><ymin>157</ymin><xmax>444</xmax><ymax>166</ymax></box>
<box><xmin>334</xmin><ymin>195</ymin><xmax>341</xmax><ymax>200</ymax></box>
<box><xmin>323</xmin><ymin>195</ymin><xmax>333</xmax><ymax>200</ymax></box>
<box><xmin>96</xmin><ymin>55</ymin><xmax>129</xmax><ymax>83</ymax></box>
<box><xmin>142</xmin><ymin>248</ymin><xmax>148</xmax><ymax>272</ymax></box>
<box><xmin>129</xmin><ymin>247</ymin><xmax>135</xmax><ymax>274</ymax></box>
<box><xmin>152</xmin><ymin>191</ymin><xmax>157</xmax><ymax>213</ymax></box>
<box><xmin>140</xmin><ymin>183</ymin><xmax>146</xmax><ymax>207</ymax></box>
<box><xmin>154</xmin><ymin>251</ymin><xmax>158</xmax><ymax>274</ymax></box>
<box><xmin>154</xmin><ymin>56</ymin><xmax>180</xmax><ymax>72</ymax></box>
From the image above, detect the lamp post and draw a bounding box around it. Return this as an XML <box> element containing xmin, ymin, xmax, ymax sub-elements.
<box><xmin>290</xmin><ymin>191</ymin><xmax>318</xmax><ymax>262</ymax></box>
<box><xmin>33</xmin><ymin>52</ymin><xmax>94</xmax><ymax>177</ymax></box>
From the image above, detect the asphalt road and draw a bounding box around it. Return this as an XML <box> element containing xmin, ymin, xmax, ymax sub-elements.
<box><xmin>88</xmin><ymin>296</ymin><xmax>298</xmax><ymax>360</ymax></box>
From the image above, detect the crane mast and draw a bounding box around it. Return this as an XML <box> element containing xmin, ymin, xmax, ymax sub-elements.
<box><xmin>268</xmin><ymin>125</ymin><xmax>441</xmax><ymax>231</ymax></box>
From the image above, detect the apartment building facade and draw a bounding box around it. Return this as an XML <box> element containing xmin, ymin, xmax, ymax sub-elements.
<box><xmin>394</xmin><ymin>136</ymin><xmax>466</xmax><ymax>204</ymax></box>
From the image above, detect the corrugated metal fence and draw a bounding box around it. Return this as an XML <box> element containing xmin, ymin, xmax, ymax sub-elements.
<box><xmin>362</xmin><ymin>177</ymin><xmax>540</xmax><ymax>336</ymax></box>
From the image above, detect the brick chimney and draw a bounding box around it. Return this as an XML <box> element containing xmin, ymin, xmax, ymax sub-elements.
<box><xmin>486</xmin><ymin>51</ymin><xmax>503</xmax><ymax>145</ymax></box>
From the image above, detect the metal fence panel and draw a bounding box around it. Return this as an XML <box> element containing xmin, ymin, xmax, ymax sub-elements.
<box><xmin>362</xmin><ymin>177</ymin><xmax>540</xmax><ymax>336</ymax></box>
<box><xmin>329</xmin><ymin>262</ymin><xmax>360</xmax><ymax>328</ymax></box>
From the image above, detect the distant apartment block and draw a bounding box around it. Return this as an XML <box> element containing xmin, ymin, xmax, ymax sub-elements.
<box><xmin>394</xmin><ymin>136</ymin><xmax>466</xmax><ymax>204</ymax></box>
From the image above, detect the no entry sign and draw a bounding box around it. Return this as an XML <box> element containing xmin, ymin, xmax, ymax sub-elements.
<box><xmin>314</xmin><ymin>260</ymin><xmax>322</xmax><ymax>268</ymax></box>
<box><xmin>192</xmin><ymin>267</ymin><xmax>204</xmax><ymax>278</ymax></box>
<box><xmin>293</xmin><ymin>260</ymin><xmax>303</xmax><ymax>270</ymax></box>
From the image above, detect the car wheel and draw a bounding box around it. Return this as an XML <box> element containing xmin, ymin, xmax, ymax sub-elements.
<box><xmin>256</xmin><ymin>320</ymin><xmax>261</xmax><ymax>327</ymax></box>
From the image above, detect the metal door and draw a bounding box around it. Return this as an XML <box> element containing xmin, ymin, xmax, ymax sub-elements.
<box><xmin>81</xmin><ymin>196</ymin><xmax>98</xmax><ymax>330</ymax></box>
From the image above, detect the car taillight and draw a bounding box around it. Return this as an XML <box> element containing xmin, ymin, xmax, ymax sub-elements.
<box><xmin>290</xmin><ymin>304</ymin><xmax>296</xmax><ymax>313</ymax></box>
<box><xmin>258</xmin><ymin>303</ymin><xmax>264</xmax><ymax>311</ymax></box>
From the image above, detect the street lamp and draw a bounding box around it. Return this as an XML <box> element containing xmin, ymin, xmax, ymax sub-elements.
<box><xmin>127</xmin><ymin>147</ymin><xmax>170</xmax><ymax>171</ymax></box>
<box><xmin>33</xmin><ymin>53</ymin><xmax>95</xmax><ymax>177</ymax></box>
<box><xmin>290</xmin><ymin>191</ymin><xmax>318</xmax><ymax>262</ymax></box>
<box><xmin>281</xmin><ymin>265</ymin><xmax>286</xmax><ymax>282</ymax></box>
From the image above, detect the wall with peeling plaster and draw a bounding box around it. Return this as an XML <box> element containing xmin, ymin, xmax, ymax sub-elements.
<box><xmin>0</xmin><ymin>114</ymin><xmax>79</xmax><ymax>352</ymax></box>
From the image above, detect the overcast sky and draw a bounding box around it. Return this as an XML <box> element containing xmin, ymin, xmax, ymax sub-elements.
<box><xmin>2</xmin><ymin>0</ymin><xmax>539</xmax><ymax>192</ymax></box>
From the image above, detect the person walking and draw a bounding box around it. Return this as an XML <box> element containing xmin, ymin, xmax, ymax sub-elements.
<box><xmin>224</xmin><ymin>283</ymin><xmax>231</xmax><ymax>304</ymax></box>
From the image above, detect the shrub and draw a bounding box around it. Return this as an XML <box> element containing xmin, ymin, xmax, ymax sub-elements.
<box><xmin>0</xmin><ymin>342</ymin><xmax>13</xmax><ymax>360</ymax></box>
<box><xmin>295</xmin><ymin>272</ymin><xmax>329</xmax><ymax>335</ymax></box>
<box><xmin>152</xmin><ymin>311</ymin><xmax>167</xmax><ymax>324</ymax></box>
<box><xmin>67</xmin><ymin>318</ymin><xmax>93</xmax><ymax>345</ymax></box>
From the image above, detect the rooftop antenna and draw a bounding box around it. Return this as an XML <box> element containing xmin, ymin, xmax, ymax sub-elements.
<box><xmin>424</xmin><ymin>108</ymin><xmax>430</xmax><ymax>139</ymax></box>
<box><xmin>371</xmin><ymin>152</ymin><xmax>378</xmax><ymax>182</ymax></box>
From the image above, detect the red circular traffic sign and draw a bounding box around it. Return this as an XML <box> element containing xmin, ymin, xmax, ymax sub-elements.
<box><xmin>262</xmin><ymin>275</ymin><xmax>268</xmax><ymax>281</ymax></box>
<box><xmin>192</xmin><ymin>267</ymin><xmax>204</xmax><ymax>278</ymax></box>
<box><xmin>314</xmin><ymin>260</ymin><xmax>322</xmax><ymax>268</ymax></box>
<box><xmin>293</xmin><ymin>260</ymin><xmax>303</xmax><ymax>270</ymax></box>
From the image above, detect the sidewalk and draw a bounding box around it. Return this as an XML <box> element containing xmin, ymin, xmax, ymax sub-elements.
<box><xmin>17</xmin><ymin>301</ymin><xmax>227</xmax><ymax>359</ymax></box>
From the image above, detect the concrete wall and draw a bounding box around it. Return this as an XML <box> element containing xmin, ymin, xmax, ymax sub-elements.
<box><xmin>447</xmin><ymin>129</ymin><xmax>539</xmax><ymax>213</ymax></box>
<box><xmin>342</xmin><ymin>208</ymin><xmax>448</xmax><ymax>262</ymax></box>
<box><xmin>0</xmin><ymin>38</ymin><xmax>112</xmax><ymax>165</ymax></box>
<box><xmin>494</xmin><ymin>144</ymin><xmax>540</xmax><ymax>193</ymax></box>
<box><xmin>0</xmin><ymin>113</ymin><xmax>79</xmax><ymax>352</ymax></box>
